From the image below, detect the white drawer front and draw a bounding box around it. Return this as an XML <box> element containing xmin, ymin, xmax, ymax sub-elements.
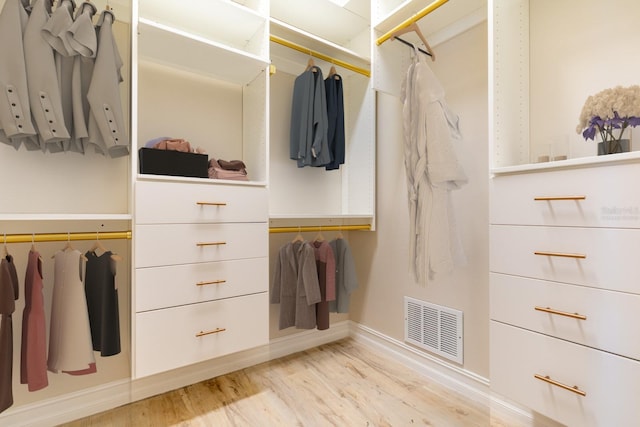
<box><xmin>136</xmin><ymin>257</ymin><xmax>268</xmax><ymax>312</ymax></box>
<box><xmin>135</xmin><ymin>222</ymin><xmax>267</xmax><ymax>267</ymax></box>
<box><xmin>491</xmin><ymin>163</ymin><xmax>640</xmax><ymax>227</ymax></box>
<box><xmin>490</xmin><ymin>225</ymin><xmax>640</xmax><ymax>294</ymax></box>
<box><xmin>491</xmin><ymin>321</ymin><xmax>640</xmax><ymax>427</ymax></box>
<box><xmin>134</xmin><ymin>292</ymin><xmax>268</xmax><ymax>378</ymax></box>
<box><xmin>491</xmin><ymin>273</ymin><xmax>640</xmax><ymax>360</ymax></box>
<box><xmin>136</xmin><ymin>180</ymin><xmax>268</xmax><ymax>224</ymax></box>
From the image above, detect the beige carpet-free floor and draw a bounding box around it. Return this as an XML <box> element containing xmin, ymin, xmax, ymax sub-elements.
<box><xmin>61</xmin><ymin>338</ymin><xmax>518</xmax><ymax>426</ymax></box>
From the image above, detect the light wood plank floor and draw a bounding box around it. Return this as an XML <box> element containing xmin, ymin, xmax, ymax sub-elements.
<box><xmin>60</xmin><ymin>338</ymin><xmax>518</xmax><ymax>427</ymax></box>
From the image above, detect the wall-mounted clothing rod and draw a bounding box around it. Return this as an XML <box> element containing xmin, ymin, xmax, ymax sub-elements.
<box><xmin>269</xmin><ymin>224</ymin><xmax>371</xmax><ymax>234</ymax></box>
<box><xmin>376</xmin><ymin>0</ymin><xmax>450</xmax><ymax>46</ymax></box>
<box><xmin>270</xmin><ymin>34</ymin><xmax>371</xmax><ymax>78</ymax></box>
<box><xmin>3</xmin><ymin>231</ymin><xmax>132</xmax><ymax>244</ymax></box>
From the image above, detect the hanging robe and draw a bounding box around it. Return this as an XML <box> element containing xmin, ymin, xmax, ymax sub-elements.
<box><xmin>400</xmin><ymin>48</ymin><xmax>467</xmax><ymax>285</ymax></box>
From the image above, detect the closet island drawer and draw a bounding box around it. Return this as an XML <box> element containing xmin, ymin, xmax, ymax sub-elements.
<box><xmin>491</xmin><ymin>273</ymin><xmax>640</xmax><ymax>360</ymax></box>
<box><xmin>490</xmin><ymin>321</ymin><xmax>640</xmax><ymax>427</ymax></box>
<box><xmin>135</xmin><ymin>222</ymin><xmax>267</xmax><ymax>267</ymax></box>
<box><xmin>136</xmin><ymin>257</ymin><xmax>268</xmax><ymax>312</ymax></box>
<box><xmin>136</xmin><ymin>180</ymin><xmax>268</xmax><ymax>224</ymax></box>
<box><xmin>490</xmin><ymin>163</ymin><xmax>640</xmax><ymax>227</ymax></box>
<box><xmin>134</xmin><ymin>292</ymin><xmax>268</xmax><ymax>378</ymax></box>
<box><xmin>490</xmin><ymin>225</ymin><xmax>640</xmax><ymax>295</ymax></box>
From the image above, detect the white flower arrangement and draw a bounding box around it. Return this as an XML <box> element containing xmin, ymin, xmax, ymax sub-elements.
<box><xmin>576</xmin><ymin>85</ymin><xmax>640</xmax><ymax>154</ymax></box>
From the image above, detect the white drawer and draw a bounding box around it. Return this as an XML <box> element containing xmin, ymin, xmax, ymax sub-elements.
<box><xmin>490</xmin><ymin>225</ymin><xmax>640</xmax><ymax>294</ymax></box>
<box><xmin>491</xmin><ymin>273</ymin><xmax>640</xmax><ymax>360</ymax></box>
<box><xmin>136</xmin><ymin>257</ymin><xmax>268</xmax><ymax>312</ymax></box>
<box><xmin>491</xmin><ymin>321</ymin><xmax>640</xmax><ymax>427</ymax></box>
<box><xmin>491</xmin><ymin>163</ymin><xmax>640</xmax><ymax>227</ymax></box>
<box><xmin>135</xmin><ymin>180</ymin><xmax>268</xmax><ymax>224</ymax></box>
<box><xmin>134</xmin><ymin>292</ymin><xmax>268</xmax><ymax>378</ymax></box>
<box><xmin>135</xmin><ymin>222</ymin><xmax>267</xmax><ymax>267</ymax></box>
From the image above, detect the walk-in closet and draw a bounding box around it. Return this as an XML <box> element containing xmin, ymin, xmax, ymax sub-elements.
<box><xmin>1</xmin><ymin>0</ymin><xmax>639</xmax><ymax>426</ymax></box>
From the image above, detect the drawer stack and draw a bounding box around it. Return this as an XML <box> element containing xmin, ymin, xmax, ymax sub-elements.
<box><xmin>134</xmin><ymin>180</ymin><xmax>269</xmax><ymax>378</ymax></box>
<box><xmin>489</xmin><ymin>163</ymin><xmax>640</xmax><ymax>426</ymax></box>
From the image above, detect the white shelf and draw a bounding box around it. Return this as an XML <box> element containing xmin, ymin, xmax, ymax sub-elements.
<box><xmin>137</xmin><ymin>173</ymin><xmax>267</xmax><ymax>187</ymax></box>
<box><xmin>491</xmin><ymin>151</ymin><xmax>640</xmax><ymax>176</ymax></box>
<box><xmin>138</xmin><ymin>19</ymin><xmax>268</xmax><ymax>85</ymax></box>
<box><xmin>0</xmin><ymin>214</ymin><xmax>132</xmax><ymax>221</ymax></box>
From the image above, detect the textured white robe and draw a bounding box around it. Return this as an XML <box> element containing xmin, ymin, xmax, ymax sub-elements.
<box><xmin>400</xmin><ymin>48</ymin><xmax>467</xmax><ymax>285</ymax></box>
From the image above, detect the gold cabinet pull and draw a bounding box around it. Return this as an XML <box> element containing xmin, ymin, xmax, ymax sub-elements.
<box><xmin>196</xmin><ymin>202</ymin><xmax>227</xmax><ymax>206</ymax></box>
<box><xmin>534</xmin><ymin>306</ymin><xmax>587</xmax><ymax>321</ymax></box>
<box><xmin>534</xmin><ymin>251</ymin><xmax>586</xmax><ymax>259</ymax></box>
<box><xmin>195</xmin><ymin>328</ymin><xmax>226</xmax><ymax>338</ymax></box>
<box><xmin>534</xmin><ymin>196</ymin><xmax>586</xmax><ymax>201</ymax></box>
<box><xmin>534</xmin><ymin>374</ymin><xmax>586</xmax><ymax>397</ymax></box>
<box><xmin>196</xmin><ymin>279</ymin><xmax>226</xmax><ymax>286</ymax></box>
<box><xmin>196</xmin><ymin>241</ymin><xmax>227</xmax><ymax>247</ymax></box>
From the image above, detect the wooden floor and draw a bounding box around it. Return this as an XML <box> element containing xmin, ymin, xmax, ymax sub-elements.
<box><xmin>60</xmin><ymin>338</ymin><xmax>517</xmax><ymax>427</ymax></box>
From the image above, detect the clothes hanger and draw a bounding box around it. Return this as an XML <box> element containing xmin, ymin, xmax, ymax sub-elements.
<box><xmin>3</xmin><ymin>233</ymin><xmax>8</xmax><ymax>257</ymax></box>
<box><xmin>391</xmin><ymin>22</ymin><xmax>435</xmax><ymax>61</ymax></box>
<box><xmin>31</xmin><ymin>232</ymin><xmax>36</xmax><ymax>252</ymax></box>
<box><xmin>306</xmin><ymin>52</ymin><xmax>317</xmax><ymax>72</ymax></box>
<box><xmin>292</xmin><ymin>226</ymin><xmax>304</xmax><ymax>243</ymax></box>
<box><xmin>314</xmin><ymin>226</ymin><xmax>325</xmax><ymax>243</ymax></box>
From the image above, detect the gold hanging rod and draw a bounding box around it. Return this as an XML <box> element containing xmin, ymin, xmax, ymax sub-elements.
<box><xmin>269</xmin><ymin>224</ymin><xmax>371</xmax><ymax>234</ymax></box>
<box><xmin>376</xmin><ymin>0</ymin><xmax>449</xmax><ymax>46</ymax></box>
<box><xmin>269</xmin><ymin>35</ymin><xmax>371</xmax><ymax>78</ymax></box>
<box><xmin>2</xmin><ymin>231</ymin><xmax>132</xmax><ymax>244</ymax></box>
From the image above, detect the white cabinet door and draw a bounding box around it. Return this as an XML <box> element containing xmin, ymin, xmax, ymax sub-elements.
<box><xmin>490</xmin><ymin>164</ymin><xmax>640</xmax><ymax>228</ymax></box>
<box><xmin>136</xmin><ymin>257</ymin><xmax>268</xmax><ymax>312</ymax></box>
<box><xmin>134</xmin><ymin>292</ymin><xmax>268</xmax><ymax>378</ymax></box>
<box><xmin>491</xmin><ymin>273</ymin><xmax>640</xmax><ymax>360</ymax></box>
<box><xmin>491</xmin><ymin>321</ymin><xmax>640</xmax><ymax>427</ymax></box>
<box><xmin>136</xmin><ymin>181</ymin><xmax>268</xmax><ymax>224</ymax></box>
<box><xmin>490</xmin><ymin>225</ymin><xmax>640</xmax><ymax>295</ymax></box>
<box><xmin>135</xmin><ymin>222</ymin><xmax>267</xmax><ymax>267</ymax></box>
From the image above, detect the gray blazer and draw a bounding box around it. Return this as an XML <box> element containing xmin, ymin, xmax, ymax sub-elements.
<box><xmin>328</xmin><ymin>238</ymin><xmax>359</xmax><ymax>313</ymax></box>
<box><xmin>271</xmin><ymin>241</ymin><xmax>322</xmax><ymax>330</ymax></box>
<box><xmin>289</xmin><ymin>66</ymin><xmax>331</xmax><ymax>167</ymax></box>
<box><xmin>0</xmin><ymin>0</ymin><xmax>38</xmax><ymax>150</ymax></box>
<box><xmin>24</xmin><ymin>0</ymin><xmax>71</xmax><ymax>152</ymax></box>
<box><xmin>87</xmin><ymin>10</ymin><xmax>129</xmax><ymax>158</ymax></box>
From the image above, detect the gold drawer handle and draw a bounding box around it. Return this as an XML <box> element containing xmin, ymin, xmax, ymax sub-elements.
<box><xmin>196</xmin><ymin>202</ymin><xmax>227</xmax><ymax>206</ymax></box>
<box><xmin>196</xmin><ymin>241</ymin><xmax>227</xmax><ymax>247</ymax></box>
<box><xmin>534</xmin><ymin>306</ymin><xmax>587</xmax><ymax>321</ymax></box>
<box><xmin>196</xmin><ymin>279</ymin><xmax>226</xmax><ymax>286</ymax></box>
<box><xmin>534</xmin><ymin>251</ymin><xmax>586</xmax><ymax>259</ymax></box>
<box><xmin>534</xmin><ymin>196</ymin><xmax>586</xmax><ymax>201</ymax></box>
<box><xmin>195</xmin><ymin>328</ymin><xmax>226</xmax><ymax>338</ymax></box>
<box><xmin>534</xmin><ymin>374</ymin><xmax>586</xmax><ymax>397</ymax></box>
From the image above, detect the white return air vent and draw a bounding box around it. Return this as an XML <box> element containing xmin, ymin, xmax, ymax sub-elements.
<box><xmin>404</xmin><ymin>297</ymin><xmax>463</xmax><ymax>364</ymax></box>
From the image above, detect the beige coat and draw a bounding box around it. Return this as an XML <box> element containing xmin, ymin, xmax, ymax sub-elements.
<box><xmin>0</xmin><ymin>0</ymin><xmax>38</xmax><ymax>150</ymax></box>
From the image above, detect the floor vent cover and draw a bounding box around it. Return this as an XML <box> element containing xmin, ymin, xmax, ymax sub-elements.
<box><xmin>404</xmin><ymin>296</ymin><xmax>463</xmax><ymax>364</ymax></box>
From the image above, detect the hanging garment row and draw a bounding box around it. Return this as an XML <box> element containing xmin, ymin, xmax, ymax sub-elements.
<box><xmin>0</xmin><ymin>0</ymin><xmax>129</xmax><ymax>157</ymax></box>
<box><xmin>270</xmin><ymin>233</ymin><xmax>358</xmax><ymax>331</ymax></box>
<box><xmin>0</xmin><ymin>239</ymin><xmax>121</xmax><ymax>415</ymax></box>
<box><xmin>289</xmin><ymin>60</ymin><xmax>345</xmax><ymax>170</ymax></box>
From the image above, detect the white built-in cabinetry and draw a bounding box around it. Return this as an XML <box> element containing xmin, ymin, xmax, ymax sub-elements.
<box><xmin>489</xmin><ymin>1</ymin><xmax>640</xmax><ymax>425</ymax></box>
<box><xmin>132</xmin><ymin>0</ymin><xmax>270</xmax><ymax>378</ymax></box>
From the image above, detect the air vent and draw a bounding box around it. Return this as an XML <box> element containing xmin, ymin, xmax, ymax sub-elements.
<box><xmin>404</xmin><ymin>297</ymin><xmax>463</xmax><ymax>364</ymax></box>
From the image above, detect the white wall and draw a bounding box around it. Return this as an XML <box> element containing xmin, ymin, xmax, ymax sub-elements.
<box><xmin>349</xmin><ymin>22</ymin><xmax>490</xmax><ymax>378</ymax></box>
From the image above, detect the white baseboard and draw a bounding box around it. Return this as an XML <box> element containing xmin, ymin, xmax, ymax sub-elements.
<box><xmin>2</xmin><ymin>320</ymin><xmax>537</xmax><ymax>427</ymax></box>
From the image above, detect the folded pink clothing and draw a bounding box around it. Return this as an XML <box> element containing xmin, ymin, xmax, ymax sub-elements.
<box><xmin>208</xmin><ymin>158</ymin><xmax>248</xmax><ymax>181</ymax></box>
